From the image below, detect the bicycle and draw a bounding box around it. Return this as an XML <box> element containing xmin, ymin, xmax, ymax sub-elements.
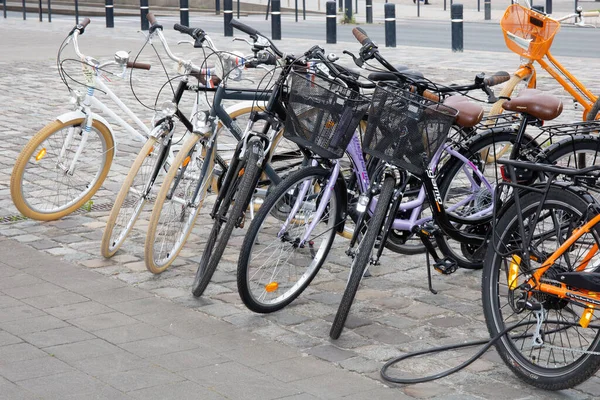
<box><xmin>10</xmin><ymin>18</ymin><xmax>154</xmax><ymax>221</ymax></box>
<box><xmin>101</xmin><ymin>15</ymin><xmax>274</xmax><ymax>262</ymax></box>
<box><xmin>555</xmin><ymin>6</ymin><xmax>599</xmax><ymax>28</ymax></box>
<box><xmin>483</xmin><ymin>157</ymin><xmax>600</xmax><ymax>390</ymax></box>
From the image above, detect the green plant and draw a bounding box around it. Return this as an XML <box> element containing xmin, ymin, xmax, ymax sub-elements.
<box><xmin>340</xmin><ymin>11</ymin><xmax>357</xmax><ymax>24</ymax></box>
<box><xmin>82</xmin><ymin>200</ymin><xmax>94</xmax><ymax>212</ymax></box>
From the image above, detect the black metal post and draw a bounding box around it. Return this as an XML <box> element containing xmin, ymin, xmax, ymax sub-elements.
<box><xmin>417</xmin><ymin>0</ymin><xmax>420</xmax><ymax>17</ymax></box>
<box><xmin>545</xmin><ymin>0</ymin><xmax>552</xmax><ymax>14</ymax></box>
<box><xmin>366</xmin><ymin>0</ymin><xmax>372</xmax><ymax>23</ymax></box>
<box><xmin>344</xmin><ymin>0</ymin><xmax>352</xmax><ymax>21</ymax></box>
<box><xmin>477</xmin><ymin>0</ymin><xmax>480</xmax><ymax>11</ymax></box>
<box><xmin>338</xmin><ymin>0</ymin><xmax>342</xmax><ymax>11</ymax></box>
<box><xmin>264</xmin><ymin>0</ymin><xmax>269</xmax><ymax>19</ymax></box>
<box><xmin>303</xmin><ymin>0</ymin><xmax>305</xmax><ymax>19</ymax></box>
<box><xmin>295</xmin><ymin>0</ymin><xmax>298</xmax><ymax>21</ymax></box>
<box><xmin>484</xmin><ymin>0</ymin><xmax>490</xmax><ymax>20</ymax></box>
<box><xmin>384</xmin><ymin>3</ymin><xmax>396</xmax><ymax>47</ymax></box>
<box><xmin>451</xmin><ymin>3</ymin><xmax>463</xmax><ymax>52</ymax></box>
<box><xmin>140</xmin><ymin>0</ymin><xmax>148</xmax><ymax>30</ymax></box>
<box><xmin>224</xmin><ymin>0</ymin><xmax>233</xmax><ymax>36</ymax></box>
<box><xmin>22</xmin><ymin>0</ymin><xmax>26</xmax><ymax>20</ymax></box>
<box><xmin>216</xmin><ymin>0</ymin><xmax>220</xmax><ymax>15</ymax></box>
<box><xmin>272</xmin><ymin>0</ymin><xmax>281</xmax><ymax>39</ymax></box>
<box><xmin>38</xmin><ymin>0</ymin><xmax>42</xmax><ymax>21</ymax></box>
<box><xmin>75</xmin><ymin>0</ymin><xmax>79</xmax><ymax>23</ymax></box>
<box><xmin>4</xmin><ymin>0</ymin><xmax>7</xmax><ymax>18</ymax></box>
<box><xmin>444</xmin><ymin>0</ymin><xmax>446</xmax><ymax>11</ymax></box>
<box><xmin>47</xmin><ymin>0</ymin><xmax>51</xmax><ymax>21</ymax></box>
<box><xmin>237</xmin><ymin>0</ymin><xmax>239</xmax><ymax>18</ymax></box>
<box><xmin>326</xmin><ymin>1</ymin><xmax>336</xmax><ymax>44</ymax></box>
<box><xmin>179</xmin><ymin>0</ymin><xmax>189</xmax><ymax>26</ymax></box>
<box><xmin>355</xmin><ymin>0</ymin><xmax>357</xmax><ymax>13</ymax></box>
<box><xmin>105</xmin><ymin>0</ymin><xmax>114</xmax><ymax>27</ymax></box>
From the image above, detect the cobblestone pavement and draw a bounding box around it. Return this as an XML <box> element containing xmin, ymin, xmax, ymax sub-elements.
<box><xmin>2</xmin><ymin>17</ymin><xmax>600</xmax><ymax>399</ymax></box>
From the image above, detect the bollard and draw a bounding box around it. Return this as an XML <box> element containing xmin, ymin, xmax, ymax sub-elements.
<box><xmin>338</xmin><ymin>0</ymin><xmax>341</xmax><ymax>11</ymax></box>
<box><xmin>384</xmin><ymin>3</ymin><xmax>396</xmax><ymax>47</ymax></box>
<box><xmin>366</xmin><ymin>0</ymin><xmax>372</xmax><ymax>22</ymax></box>
<box><xmin>484</xmin><ymin>0</ymin><xmax>490</xmax><ymax>20</ymax></box>
<box><xmin>272</xmin><ymin>0</ymin><xmax>281</xmax><ymax>39</ymax></box>
<box><xmin>47</xmin><ymin>0</ymin><xmax>51</xmax><ymax>21</ymax></box>
<box><xmin>22</xmin><ymin>0</ymin><xmax>26</xmax><ymax>20</ymax></box>
<box><xmin>224</xmin><ymin>0</ymin><xmax>233</xmax><ymax>36</ymax></box>
<box><xmin>417</xmin><ymin>0</ymin><xmax>420</xmax><ymax>17</ymax></box>
<box><xmin>532</xmin><ymin>4</ymin><xmax>544</xmax><ymax>12</ymax></box>
<box><xmin>75</xmin><ymin>0</ymin><xmax>79</xmax><ymax>23</ymax></box>
<box><xmin>180</xmin><ymin>0</ymin><xmax>189</xmax><ymax>26</ymax></box>
<box><xmin>216</xmin><ymin>0</ymin><xmax>220</xmax><ymax>15</ymax></box>
<box><xmin>545</xmin><ymin>0</ymin><xmax>551</xmax><ymax>14</ymax></box>
<box><xmin>4</xmin><ymin>0</ymin><xmax>7</xmax><ymax>18</ymax></box>
<box><xmin>237</xmin><ymin>0</ymin><xmax>240</xmax><ymax>18</ymax></box>
<box><xmin>140</xmin><ymin>0</ymin><xmax>148</xmax><ymax>30</ymax></box>
<box><xmin>451</xmin><ymin>3</ymin><xmax>463</xmax><ymax>52</ymax></box>
<box><xmin>303</xmin><ymin>0</ymin><xmax>306</xmax><ymax>19</ymax></box>
<box><xmin>477</xmin><ymin>0</ymin><xmax>480</xmax><ymax>11</ymax></box>
<box><xmin>105</xmin><ymin>0</ymin><xmax>114</xmax><ymax>27</ymax></box>
<box><xmin>295</xmin><ymin>0</ymin><xmax>298</xmax><ymax>21</ymax></box>
<box><xmin>326</xmin><ymin>1</ymin><xmax>336</xmax><ymax>44</ymax></box>
<box><xmin>344</xmin><ymin>0</ymin><xmax>352</xmax><ymax>21</ymax></box>
<box><xmin>38</xmin><ymin>0</ymin><xmax>42</xmax><ymax>21</ymax></box>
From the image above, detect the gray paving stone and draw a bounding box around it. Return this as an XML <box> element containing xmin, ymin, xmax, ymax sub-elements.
<box><xmin>44</xmin><ymin>339</ymin><xmax>123</xmax><ymax>362</ymax></box>
<box><xmin>0</xmin><ymin>314</ymin><xmax>70</xmax><ymax>335</ymax></box>
<box><xmin>119</xmin><ymin>334</ymin><xmax>199</xmax><ymax>358</ymax></box>
<box><xmin>0</xmin><ymin>274</ymin><xmax>44</xmax><ymax>291</ymax></box>
<box><xmin>20</xmin><ymin>290</ymin><xmax>89</xmax><ymax>309</ymax></box>
<box><xmin>16</xmin><ymin>370</ymin><xmax>126</xmax><ymax>398</ymax></box>
<box><xmin>0</xmin><ymin>330</ymin><xmax>22</xmax><ymax>346</ymax></box>
<box><xmin>85</xmin><ymin>286</ymin><xmax>153</xmax><ymax>305</ymax></box>
<box><xmin>1</xmin><ymin>282</ymin><xmax>66</xmax><ymax>300</ymax></box>
<box><xmin>0</xmin><ymin>343</ymin><xmax>47</xmax><ymax>364</ymax></box>
<box><xmin>68</xmin><ymin>311</ymin><xmax>139</xmax><ymax>331</ymax></box>
<box><xmin>148</xmin><ymin>347</ymin><xmax>230</xmax><ymax>372</ymax></box>
<box><xmin>292</xmin><ymin>368</ymin><xmax>382</xmax><ymax>399</ymax></box>
<box><xmin>221</xmin><ymin>340</ymin><xmax>298</xmax><ymax>367</ymax></box>
<box><xmin>70</xmin><ymin>351</ymin><xmax>151</xmax><ymax>375</ymax></box>
<box><xmin>0</xmin><ymin>380</ymin><xmax>40</xmax><ymax>400</ymax></box>
<box><xmin>353</xmin><ymin>324</ymin><xmax>413</xmax><ymax>346</ymax></box>
<box><xmin>254</xmin><ymin>356</ymin><xmax>339</xmax><ymax>383</ymax></box>
<box><xmin>95</xmin><ymin>365</ymin><xmax>186</xmax><ymax>392</ymax></box>
<box><xmin>306</xmin><ymin>344</ymin><xmax>357</xmax><ymax>363</ymax></box>
<box><xmin>0</xmin><ymin>304</ymin><xmax>45</xmax><ymax>323</ymax></box>
<box><xmin>20</xmin><ymin>326</ymin><xmax>95</xmax><ymax>348</ymax></box>
<box><xmin>0</xmin><ymin>295</ymin><xmax>23</xmax><ymax>308</ymax></box>
<box><xmin>341</xmin><ymin>388</ymin><xmax>414</xmax><ymax>400</ymax></box>
<box><xmin>45</xmin><ymin>301</ymin><xmax>114</xmax><ymax>320</ymax></box>
<box><xmin>0</xmin><ymin>356</ymin><xmax>74</xmax><ymax>381</ymax></box>
<box><xmin>94</xmin><ymin>322</ymin><xmax>168</xmax><ymax>344</ymax></box>
<box><xmin>129</xmin><ymin>380</ymin><xmax>227</xmax><ymax>400</ymax></box>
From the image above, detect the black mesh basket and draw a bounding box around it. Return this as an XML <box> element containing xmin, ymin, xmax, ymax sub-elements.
<box><xmin>363</xmin><ymin>85</ymin><xmax>458</xmax><ymax>177</ymax></box>
<box><xmin>283</xmin><ymin>71</ymin><xmax>370</xmax><ymax>159</ymax></box>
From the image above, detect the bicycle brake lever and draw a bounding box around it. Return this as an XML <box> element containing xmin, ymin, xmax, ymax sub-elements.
<box><xmin>343</xmin><ymin>50</ymin><xmax>363</xmax><ymax>67</ymax></box>
<box><xmin>177</xmin><ymin>40</ymin><xmax>194</xmax><ymax>46</ymax></box>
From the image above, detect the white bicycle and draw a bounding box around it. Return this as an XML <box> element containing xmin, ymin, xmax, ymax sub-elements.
<box><xmin>555</xmin><ymin>6</ymin><xmax>599</xmax><ymax>27</ymax></box>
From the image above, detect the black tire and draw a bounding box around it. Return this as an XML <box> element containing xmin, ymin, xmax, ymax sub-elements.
<box><xmin>435</xmin><ymin>130</ymin><xmax>539</xmax><ymax>269</ymax></box>
<box><xmin>586</xmin><ymin>98</ymin><xmax>600</xmax><ymax>121</ymax></box>
<box><xmin>237</xmin><ymin>166</ymin><xmax>341</xmax><ymax>313</ymax></box>
<box><xmin>540</xmin><ymin>135</ymin><xmax>600</xmax><ymax>170</ymax></box>
<box><xmin>482</xmin><ymin>187</ymin><xmax>600</xmax><ymax>390</ymax></box>
<box><xmin>330</xmin><ymin>175</ymin><xmax>396</xmax><ymax>340</ymax></box>
<box><xmin>192</xmin><ymin>140</ymin><xmax>263</xmax><ymax>297</ymax></box>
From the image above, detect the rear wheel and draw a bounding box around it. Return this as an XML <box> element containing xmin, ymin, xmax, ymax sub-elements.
<box><xmin>483</xmin><ymin>187</ymin><xmax>600</xmax><ymax>390</ymax></box>
<box><xmin>237</xmin><ymin>166</ymin><xmax>341</xmax><ymax>313</ymax></box>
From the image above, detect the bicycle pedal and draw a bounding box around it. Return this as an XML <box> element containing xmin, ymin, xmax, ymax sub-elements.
<box><xmin>420</xmin><ymin>223</ymin><xmax>439</xmax><ymax>237</ymax></box>
<box><xmin>433</xmin><ymin>258</ymin><xmax>458</xmax><ymax>275</ymax></box>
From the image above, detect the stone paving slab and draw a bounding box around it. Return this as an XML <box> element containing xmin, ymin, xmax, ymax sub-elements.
<box><xmin>1</xmin><ymin>17</ymin><xmax>600</xmax><ymax>399</ymax></box>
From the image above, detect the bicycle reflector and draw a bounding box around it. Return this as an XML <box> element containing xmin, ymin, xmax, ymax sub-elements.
<box><xmin>35</xmin><ymin>148</ymin><xmax>47</xmax><ymax>162</ymax></box>
<box><xmin>580</xmin><ymin>307</ymin><xmax>594</xmax><ymax>328</ymax></box>
<box><xmin>508</xmin><ymin>255</ymin><xmax>521</xmax><ymax>290</ymax></box>
<box><xmin>265</xmin><ymin>282</ymin><xmax>279</xmax><ymax>292</ymax></box>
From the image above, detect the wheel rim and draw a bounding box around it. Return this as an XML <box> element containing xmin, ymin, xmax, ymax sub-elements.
<box><xmin>246</xmin><ymin>174</ymin><xmax>336</xmax><ymax>307</ymax></box>
<box><xmin>20</xmin><ymin>123</ymin><xmax>108</xmax><ymax>214</ymax></box>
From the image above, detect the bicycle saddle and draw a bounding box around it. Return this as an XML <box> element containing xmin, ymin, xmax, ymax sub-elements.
<box><xmin>368</xmin><ymin>65</ymin><xmax>424</xmax><ymax>82</ymax></box>
<box><xmin>502</xmin><ymin>89</ymin><xmax>563</xmax><ymax>121</ymax></box>
<box><xmin>443</xmin><ymin>95</ymin><xmax>484</xmax><ymax>128</ymax></box>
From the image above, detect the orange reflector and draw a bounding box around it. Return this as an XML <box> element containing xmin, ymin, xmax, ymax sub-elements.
<box><xmin>580</xmin><ymin>308</ymin><xmax>594</xmax><ymax>328</ymax></box>
<box><xmin>35</xmin><ymin>148</ymin><xmax>47</xmax><ymax>161</ymax></box>
<box><xmin>238</xmin><ymin>168</ymin><xmax>245</xmax><ymax>177</ymax></box>
<box><xmin>182</xmin><ymin>156</ymin><xmax>191</xmax><ymax>167</ymax></box>
<box><xmin>147</xmin><ymin>146</ymin><xmax>155</xmax><ymax>156</ymax></box>
<box><xmin>508</xmin><ymin>255</ymin><xmax>521</xmax><ymax>290</ymax></box>
<box><xmin>265</xmin><ymin>282</ymin><xmax>279</xmax><ymax>292</ymax></box>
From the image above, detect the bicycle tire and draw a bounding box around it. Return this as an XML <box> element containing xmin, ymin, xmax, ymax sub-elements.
<box><xmin>11</xmin><ymin>118</ymin><xmax>114</xmax><ymax>221</ymax></box>
<box><xmin>482</xmin><ymin>187</ymin><xmax>600</xmax><ymax>390</ymax></box>
<box><xmin>540</xmin><ymin>135</ymin><xmax>600</xmax><ymax>170</ymax></box>
<box><xmin>237</xmin><ymin>166</ymin><xmax>341</xmax><ymax>313</ymax></box>
<box><xmin>435</xmin><ymin>130</ymin><xmax>538</xmax><ymax>269</ymax></box>
<box><xmin>192</xmin><ymin>139</ymin><xmax>263</xmax><ymax>297</ymax></box>
<box><xmin>586</xmin><ymin>97</ymin><xmax>600</xmax><ymax>121</ymax></box>
<box><xmin>101</xmin><ymin>137</ymin><xmax>162</xmax><ymax>258</ymax></box>
<box><xmin>330</xmin><ymin>175</ymin><xmax>396</xmax><ymax>340</ymax></box>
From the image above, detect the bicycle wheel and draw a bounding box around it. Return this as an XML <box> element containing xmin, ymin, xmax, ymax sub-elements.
<box><xmin>541</xmin><ymin>135</ymin><xmax>600</xmax><ymax>170</ymax></box>
<box><xmin>330</xmin><ymin>175</ymin><xmax>396</xmax><ymax>340</ymax></box>
<box><xmin>144</xmin><ymin>134</ymin><xmax>213</xmax><ymax>274</ymax></box>
<box><xmin>586</xmin><ymin>98</ymin><xmax>600</xmax><ymax>121</ymax></box>
<box><xmin>11</xmin><ymin>118</ymin><xmax>114</xmax><ymax>221</ymax></box>
<box><xmin>483</xmin><ymin>187</ymin><xmax>600</xmax><ymax>390</ymax></box>
<box><xmin>192</xmin><ymin>139</ymin><xmax>263</xmax><ymax>297</ymax></box>
<box><xmin>237</xmin><ymin>166</ymin><xmax>341</xmax><ymax>313</ymax></box>
<box><xmin>435</xmin><ymin>130</ymin><xmax>539</xmax><ymax>269</ymax></box>
<box><xmin>101</xmin><ymin>137</ymin><xmax>164</xmax><ymax>258</ymax></box>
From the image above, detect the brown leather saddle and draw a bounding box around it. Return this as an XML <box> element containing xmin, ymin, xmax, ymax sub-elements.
<box><xmin>502</xmin><ymin>89</ymin><xmax>563</xmax><ymax>121</ymax></box>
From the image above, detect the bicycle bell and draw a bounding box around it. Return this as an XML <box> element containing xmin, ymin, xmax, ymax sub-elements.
<box><xmin>114</xmin><ymin>51</ymin><xmax>130</xmax><ymax>66</ymax></box>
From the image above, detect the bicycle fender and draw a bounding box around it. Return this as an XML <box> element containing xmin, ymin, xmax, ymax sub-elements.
<box><xmin>334</xmin><ymin>173</ymin><xmax>348</xmax><ymax>233</ymax></box>
<box><xmin>223</xmin><ymin>101</ymin><xmax>267</xmax><ymax>116</ymax></box>
<box><xmin>56</xmin><ymin>111</ymin><xmax>117</xmax><ymax>154</ymax></box>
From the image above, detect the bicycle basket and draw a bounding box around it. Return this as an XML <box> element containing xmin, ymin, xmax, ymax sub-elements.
<box><xmin>363</xmin><ymin>85</ymin><xmax>458</xmax><ymax>177</ymax></box>
<box><xmin>283</xmin><ymin>71</ymin><xmax>370</xmax><ymax>159</ymax></box>
<box><xmin>501</xmin><ymin>4</ymin><xmax>560</xmax><ymax>60</ymax></box>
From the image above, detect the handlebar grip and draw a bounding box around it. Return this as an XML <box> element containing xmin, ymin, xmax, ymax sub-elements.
<box><xmin>484</xmin><ymin>71</ymin><xmax>510</xmax><ymax>87</ymax></box>
<box><xmin>127</xmin><ymin>61</ymin><xmax>151</xmax><ymax>70</ymax></box>
<box><xmin>422</xmin><ymin>90</ymin><xmax>440</xmax><ymax>103</ymax></box>
<box><xmin>352</xmin><ymin>27</ymin><xmax>372</xmax><ymax>46</ymax></box>
<box><xmin>80</xmin><ymin>18</ymin><xmax>91</xmax><ymax>28</ymax></box>
<box><xmin>582</xmin><ymin>11</ymin><xmax>600</xmax><ymax>17</ymax></box>
<box><xmin>147</xmin><ymin>12</ymin><xmax>157</xmax><ymax>25</ymax></box>
<box><xmin>230</xmin><ymin>19</ymin><xmax>260</xmax><ymax>37</ymax></box>
<box><xmin>174</xmin><ymin>23</ymin><xmax>194</xmax><ymax>35</ymax></box>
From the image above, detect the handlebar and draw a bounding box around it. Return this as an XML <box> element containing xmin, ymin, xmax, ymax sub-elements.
<box><xmin>147</xmin><ymin>13</ymin><xmax>157</xmax><ymax>25</ymax></box>
<box><xmin>174</xmin><ymin>23</ymin><xmax>205</xmax><ymax>40</ymax></box>
<box><xmin>352</xmin><ymin>27</ymin><xmax>374</xmax><ymax>47</ymax></box>
<box><xmin>127</xmin><ymin>61</ymin><xmax>151</xmax><ymax>70</ymax></box>
<box><xmin>229</xmin><ymin>19</ymin><xmax>284</xmax><ymax>58</ymax></box>
<box><xmin>483</xmin><ymin>71</ymin><xmax>510</xmax><ymax>87</ymax></box>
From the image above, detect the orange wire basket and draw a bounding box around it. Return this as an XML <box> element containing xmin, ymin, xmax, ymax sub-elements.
<box><xmin>500</xmin><ymin>4</ymin><xmax>560</xmax><ymax>60</ymax></box>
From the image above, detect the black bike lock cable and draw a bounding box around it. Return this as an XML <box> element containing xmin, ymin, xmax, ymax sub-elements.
<box><xmin>380</xmin><ymin>319</ymin><xmax>589</xmax><ymax>384</ymax></box>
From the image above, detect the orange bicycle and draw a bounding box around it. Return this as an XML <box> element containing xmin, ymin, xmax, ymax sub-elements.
<box><xmin>483</xmin><ymin>157</ymin><xmax>600</xmax><ymax>390</ymax></box>
<box><xmin>491</xmin><ymin>4</ymin><xmax>600</xmax><ymax>121</ymax></box>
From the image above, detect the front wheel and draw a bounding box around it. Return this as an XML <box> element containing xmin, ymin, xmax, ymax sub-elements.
<box><xmin>11</xmin><ymin>118</ymin><xmax>114</xmax><ymax>221</ymax></box>
<box><xmin>330</xmin><ymin>175</ymin><xmax>396</xmax><ymax>340</ymax></box>
<box><xmin>192</xmin><ymin>139</ymin><xmax>263</xmax><ymax>297</ymax></box>
<box><xmin>237</xmin><ymin>166</ymin><xmax>341</xmax><ymax>313</ymax></box>
<box><xmin>482</xmin><ymin>187</ymin><xmax>600</xmax><ymax>390</ymax></box>
<box><xmin>585</xmin><ymin>97</ymin><xmax>600</xmax><ymax>121</ymax></box>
